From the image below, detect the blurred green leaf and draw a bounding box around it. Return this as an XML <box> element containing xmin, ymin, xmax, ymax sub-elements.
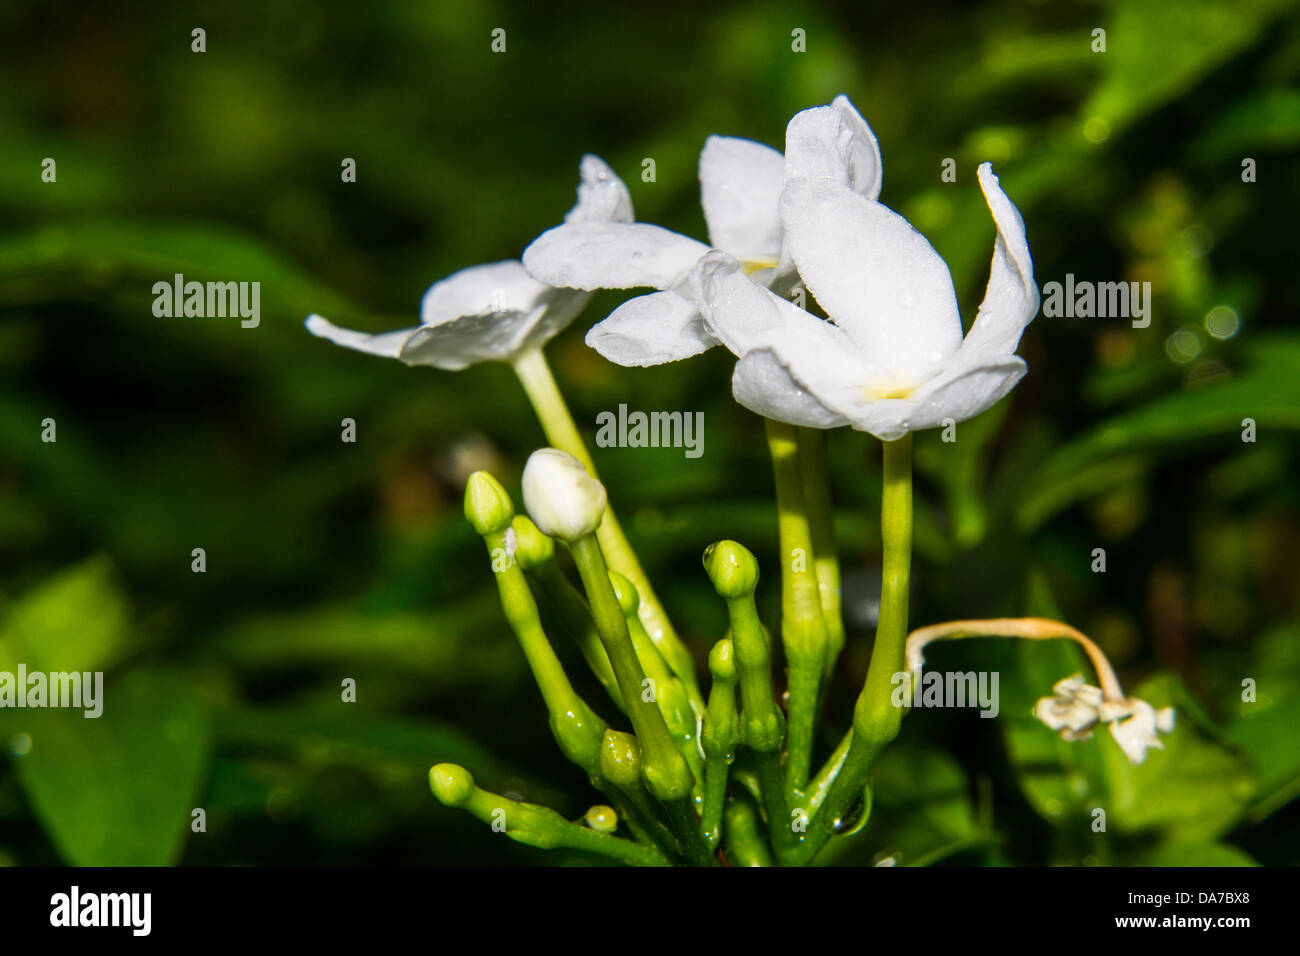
<box><xmin>3</xmin><ymin>668</ymin><xmax>210</xmax><ymax>866</ymax></box>
<box><xmin>0</xmin><ymin>555</ymin><xmax>131</xmax><ymax>674</ymax></box>
<box><xmin>1018</xmin><ymin>334</ymin><xmax>1300</xmax><ymax>530</ymax></box>
<box><xmin>1139</xmin><ymin>841</ymin><xmax>1258</xmax><ymax>866</ymax></box>
<box><xmin>1099</xmin><ymin>674</ymin><xmax>1253</xmax><ymax>842</ymax></box>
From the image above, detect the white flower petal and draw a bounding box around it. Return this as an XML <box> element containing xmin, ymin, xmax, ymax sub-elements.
<box><xmin>783</xmin><ymin>95</ymin><xmax>882</xmax><ymax>199</ymax></box>
<box><xmin>421</xmin><ymin>260</ymin><xmax>552</xmax><ymax>325</ymax></box>
<box><xmin>1033</xmin><ymin>674</ymin><xmax>1105</xmax><ymax>737</ymax></box>
<box><xmin>585</xmin><ymin>291</ymin><xmax>718</xmax><ymax>367</ymax></box>
<box><xmin>780</xmin><ymin>178</ymin><xmax>963</xmax><ymax>384</ymax></box>
<box><xmin>1108</xmin><ymin>700</ymin><xmax>1167</xmax><ymax>765</ymax></box>
<box><xmin>523</xmin><ymin>221</ymin><xmax>710</xmax><ymax>291</ymax></box>
<box><xmin>699</xmin><ymin>135</ymin><xmax>785</xmax><ymax>261</ymax></box>
<box><xmin>731</xmin><ymin>350</ymin><xmax>851</xmax><ymax>428</ymax></box>
<box><xmin>893</xmin><ymin>353</ymin><xmax>1028</xmax><ymax>432</ymax></box>
<box><xmin>565</xmin><ymin>154</ymin><xmax>634</xmax><ymax>225</ymax></box>
<box><xmin>687</xmin><ymin>252</ymin><xmax>879</xmax><ymax>426</ymax></box>
<box><xmin>397</xmin><ymin>310</ymin><xmax>544</xmax><ymax>370</ymax></box>
<box><xmin>305</xmin><ymin>314</ymin><xmax>414</xmax><ymax>360</ymax></box>
<box><xmin>956</xmin><ymin>163</ymin><xmax>1039</xmax><ymax>362</ymax></box>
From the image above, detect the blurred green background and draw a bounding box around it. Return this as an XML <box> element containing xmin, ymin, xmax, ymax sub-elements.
<box><xmin>1</xmin><ymin>0</ymin><xmax>1298</xmax><ymax>866</ymax></box>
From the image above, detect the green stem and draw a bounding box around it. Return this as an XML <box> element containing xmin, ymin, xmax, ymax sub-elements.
<box><xmin>725</xmin><ymin>590</ymin><xmax>788</xmax><ymax>857</ymax></box>
<box><xmin>481</xmin><ymin>527</ymin><xmax>606</xmax><ymax>774</ymax></box>
<box><xmin>798</xmin><ymin>427</ymin><xmax>845</xmax><ymax>686</ymax></box>
<box><xmin>806</xmin><ymin>728</ymin><xmax>851</xmax><ymax>815</ymax></box>
<box><xmin>764</xmin><ymin>418</ymin><xmax>828</xmax><ymax>800</ymax></box>
<box><xmin>529</xmin><ymin>559</ymin><xmax>626</xmax><ymax>712</ymax></box>
<box><xmin>569</xmin><ymin>533</ymin><xmax>715</xmax><ymax>866</ymax></box>
<box><xmin>723</xmin><ymin>796</ymin><xmax>774</xmax><ymax>867</ymax></box>
<box><xmin>432</xmin><ymin>765</ymin><xmax>671</xmax><ymax>867</ymax></box>
<box><xmin>792</xmin><ymin>434</ymin><xmax>912</xmax><ymax>865</ymax></box>
<box><xmin>699</xmin><ymin>639</ymin><xmax>738</xmax><ymax>850</ymax></box>
<box><xmin>512</xmin><ymin>347</ymin><xmax>700</xmax><ymax>703</ymax></box>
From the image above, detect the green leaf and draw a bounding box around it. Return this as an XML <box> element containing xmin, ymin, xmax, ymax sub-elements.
<box><xmin>0</xmin><ymin>555</ymin><xmax>131</xmax><ymax>674</ymax></box>
<box><xmin>4</xmin><ymin>668</ymin><xmax>211</xmax><ymax>866</ymax></box>
<box><xmin>1018</xmin><ymin>335</ymin><xmax>1300</xmax><ymax>530</ymax></box>
<box><xmin>1098</xmin><ymin>674</ymin><xmax>1253</xmax><ymax>842</ymax></box>
<box><xmin>1138</xmin><ymin>842</ymin><xmax>1258</xmax><ymax>867</ymax></box>
<box><xmin>214</xmin><ymin>706</ymin><xmax>513</xmax><ymax>785</ymax></box>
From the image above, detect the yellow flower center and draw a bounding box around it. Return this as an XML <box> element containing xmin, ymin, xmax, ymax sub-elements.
<box><xmin>864</xmin><ymin>377</ymin><xmax>915</xmax><ymax>400</ymax></box>
<box><xmin>740</xmin><ymin>257</ymin><xmax>780</xmax><ymax>276</ymax></box>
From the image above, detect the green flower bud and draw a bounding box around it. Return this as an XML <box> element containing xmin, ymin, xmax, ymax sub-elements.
<box><xmin>599</xmin><ymin>729</ymin><xmax>641</xmax><ymax>788</ymax></box>
<box><xmin>522</xmin><ymin>448</ymin><xmax>606</xmax><ymax>542</ymax></box>
<box><xmin>607</xmin><ymin>569</ymin><xmax>639</xmax><ymax>617</ymax></box>
<box><xmin>703</xmin><ymin>540</ymin><xmax>759</xmax><ymax>598</ymax></box>
<box><xmin>463</xmin><ymin>471</ymin><xmax>514</xmax><ymax>535</ymax></box>
<box><xmin>583</xmin><ymin>805</ymin><xmax>618</xmax><ymax>834</ymax></box>
<box><xmin>708</xmin><ymin>638</ymin><xmax>736</xmax><ymax>683</ymax></box>
<box><xmin>429</xmin><ymin>763</ymin><xmax>475</xmax><ymax>807</ymax></box>
<box><xmin>509</xmin><ymin>515</ymin><xmax>554</xmax><ymax>569</ymax></box>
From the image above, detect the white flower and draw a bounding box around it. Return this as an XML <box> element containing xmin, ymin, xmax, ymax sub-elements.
<box><xmin>684</xmin><ymin>161</ymin><xmax>1037</xmax><ymax>440</ymax></box>
<box><xmin>1034</xmin><ymin>674</ymin><xmax>1106</xmax><ymax>741</ymax></box>
<box><xmin>1034</xmin><ymin>674</ymin><xmax>1176</xmax><ymax>765</ymax></box>
<box><xmin>521</xmin><ymin>96</ymin><xmax>881</xmax><ymax>367</ymax></box>
<box><xmin>1100</xmin><ymin>697</ymin><xmax>1177</xmax><ymax>765</ymax></box>
<box><xmin>521</xmin><ymin>449</ymin><xmax>607</xmax><ymax>542</ymax></box>
<box><xmin>305</xmin><ymin>155</ymin><xmax>632</xmax><ymax>369</ymax></box>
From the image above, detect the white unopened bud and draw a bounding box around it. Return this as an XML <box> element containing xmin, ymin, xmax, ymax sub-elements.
<box><xmin>521</xmin><ymin>449</ymin><xmax>607</xmax><ymax>542</ymax></box>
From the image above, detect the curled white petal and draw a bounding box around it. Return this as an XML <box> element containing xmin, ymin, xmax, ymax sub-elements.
<box><xmin>951</xmin><ymin>163</ymin><xmax>1039</xmax><ymax>365</ymax></box>
<box><xmin>305</xmin><ymin>314</ymin><xmax>414</xmax><ymax>360</ymax></box>
<box><xmin>783</xmin><ymin>96</ymin><xmax>882</xmax><ymax>199</ymax></box>
<box><xmin>779</xmin><ymin>178</ymin><xmax>963</xmax><ymax>385</ymax></box>
<box><xmin>524</xmin><ymin>221</ymin><xmax>710</xmax><ymax>291</ymax></box>
<box><xmin>585</xmin><ymin>290</ymin><xmax>717</xmax><ymax>367</ymax></box>
<box><xmin>699</xmin><ymin>135</ymin><xmax>785</xmax><ymax>261</ymax></box>
<box><xmin>1034</xmin><ymin>674</ymin><xmax>1105</xmax><ymax>739</ymax></box>
<box><xmin>731</xmin><ymin>350</ymin><xmax>851</xmax><ymax>428</ymax></box>
<box><xmin>566</xmin><ymin>154</ymin><xmax>634</xmax><ymax>225</ymax></box>
<box><xmin>421</xmin><ymin>260</ymin><xmax>552</xmax><ymax>325</ymax></box>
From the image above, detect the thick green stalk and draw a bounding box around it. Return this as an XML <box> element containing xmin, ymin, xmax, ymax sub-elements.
<box><xmin>525</xmin><ymin>553</ymin><xmax>625</xmax><ymax>712</ymax></box>
<box><xmin>431</xmin><ymin>764</ymin><xmax>671</xmax><ymax>867</ymax></box>
<box><xmin>609</xmin><ymin>571</ymin><xmax>705</xmax><ymax>798</ymax></box>
<box><xmin>699</xmin><ymin>639</ymin><xmax>738</xmax><ymax>850</ymax></box>
<box><xmin>723</xmin><ymin>796</ymin><xmax>774</xmax><ymax>867</ymax></box>
<box><xmin>798</xmin><ymin>427</ymin><xmax>845</xmax><ymax>684</ymax></box>
<box><xmin>480</xmin><ymin>525</ymin><xmax>606</xmax><ymax>774</ymax></box>
<box><xmin>720</xmin><ymin>582</ymin><xmax>788</xmax><ymax>855</ymax></box>
<box><xmin>792</xmin><ymin>435</ymin><xmax>912</xmax><ymax>864</ymax></box>
<box><xmin>512</xmin><ymin>347</ymin><xmax>700</xmax><ymax>702</ymax></box>
<box><xmin>764</xmin><ymin>418</ymin><xmax>828</xmax><ymax>799</ymax></box>
<box><xmin>568</xmin><ymin>533</ymin><xmax>715</xmax><ymax>866</ymax></box>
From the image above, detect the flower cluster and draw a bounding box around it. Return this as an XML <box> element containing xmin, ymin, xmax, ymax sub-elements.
<box><xmin>305</xmin><ymin>95</ymin><xmax>1174</xmax><ymax>865</ymax></box>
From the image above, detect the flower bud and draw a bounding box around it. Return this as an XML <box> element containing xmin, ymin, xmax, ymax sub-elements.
<box><xmin>521</xmin><ymin>448</ymin><xmax>606</xmax><ymax>542</ymax></box>
<box><xmin>607</xmin><ymin>569</ymin><xmax>640</xmax><ymax>617</ymax></box>
<box><xmin>429</xmin><ymin>763</ymin><xmax>476</xmax><ymax>807</ymax></box>
<box><xmin>703</xmin><ymin>540</ymin><xmax>759</xmax><ymax>598</ymax></box>
<box><xmin>463</xmin><ymin>471</ymin><xmax>514</xmax><ymax>535</ymax></box>
<box><xmin>509</xmin><ymin>515</ymin><xmax>554</xmax><ymax>569</ymax></box>
<box><xmin>583</xmin><ymin>805</ymin><xmax>618</xmax><ymax>834</ymax></box>
<box><xmin>599</xmin><ymin>729</ymin><xmax>641</xmax><ymax>787</ymax></box>
<box><xmin>708</xmin><ymin>637</ymin><xmax>736</xmax><ymax>683</ymax></box>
